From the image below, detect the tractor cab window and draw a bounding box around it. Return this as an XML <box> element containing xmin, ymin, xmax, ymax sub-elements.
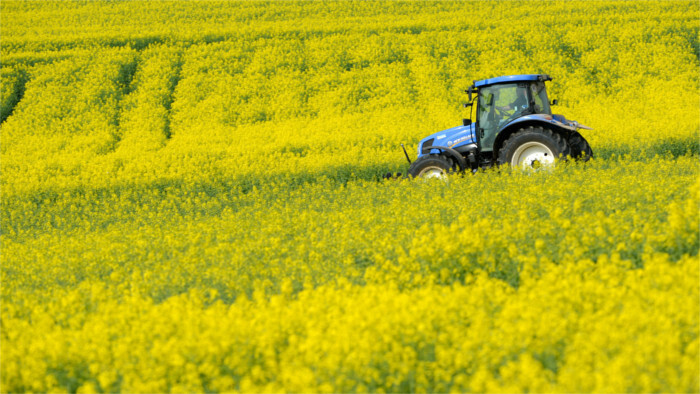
<box><xmin>478</xmin><ymin>83</ymin><xmax>529</xmax><ymax>151</ymax></box>
<box><xmin>531</xmin><ymin>82</ymin><xmax>551</xmax><ymax>114</ymax></box>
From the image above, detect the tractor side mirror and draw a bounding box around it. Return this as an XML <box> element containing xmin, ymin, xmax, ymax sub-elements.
<box><xmin>468</xmin><ymin>87</ymin><xmax>473</xmax><ymax>101</ymax></box>
<box><xmin>463</xmin><ymin>102</ymin><xmax>472</xmax><ymax>108</ymax></box>
<box><xmin>550</xmin><ymin>99</ymin><xmax>558</xmax><ymax>106</ymax></box>
<box><xmin>463</xmin><ymin>119</ymin><xmax>472</xmax><ymax>126</ymax></box>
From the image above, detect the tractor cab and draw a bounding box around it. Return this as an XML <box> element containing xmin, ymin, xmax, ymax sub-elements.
<box><xmin>469</xmin><ymin>74</ymin><xmax>553</xmax><ymax>153</ymax></box>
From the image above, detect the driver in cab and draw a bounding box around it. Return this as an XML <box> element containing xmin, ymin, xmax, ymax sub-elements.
<box><xmin>497</xmin><ymin>87</ymin><xmax>529</xmax><ymax>115</ymax></box>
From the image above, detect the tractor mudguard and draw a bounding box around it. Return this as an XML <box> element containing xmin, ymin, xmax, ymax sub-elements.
<box><xmin>420</xmin><ymin>145</ymin><xmax>469</xmax><ymax>171</ymax></box>
<box><xmin>493</xmin><ymin>114</ymin><xmax>593</xmax><ymax>158</ymax></box>
<box><xmin>501</xmin><ymin>114</ymin><xmax>592</xmax><ymax>133</ymax></box>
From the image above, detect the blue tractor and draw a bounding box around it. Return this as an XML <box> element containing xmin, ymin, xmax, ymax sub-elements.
<box><xmin>405</xmin><ymin>74</ymin><xmax>593</xmax><ymax>178</ymax></box>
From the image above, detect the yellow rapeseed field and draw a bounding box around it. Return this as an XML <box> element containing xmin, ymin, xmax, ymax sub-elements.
<box><xmin>1</xmin><ymin>1</ymin><xmax>698</xmax><ymax>392</ymax></box>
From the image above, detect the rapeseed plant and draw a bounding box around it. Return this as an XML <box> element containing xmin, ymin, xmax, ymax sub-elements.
<box><xmin>1</xmin><ymin>0</ymin><xmax>698</xmax><ymax>392</ymax></box>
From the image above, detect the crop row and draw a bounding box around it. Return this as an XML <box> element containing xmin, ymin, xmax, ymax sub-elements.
<box><xmin>2</xmin><ymin>29</ymin><xmax>698</xmax><ymax>197</ymax></box>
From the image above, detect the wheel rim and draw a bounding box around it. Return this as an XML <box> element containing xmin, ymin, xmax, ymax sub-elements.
<box><xmin>510</xmin><ymin>142</ymin><xmax>555</xmax><ymax>169</ymax></box>
<box><xmin>418</xmin><ymin>166</ymin><xmax>447</xmax><ymax>179</ymax></box>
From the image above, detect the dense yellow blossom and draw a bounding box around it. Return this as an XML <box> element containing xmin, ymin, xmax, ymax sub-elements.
<box><xmin>1</xmin><ymin>1</ymin><xmax>698</xmax><ymax>392</ymax></box>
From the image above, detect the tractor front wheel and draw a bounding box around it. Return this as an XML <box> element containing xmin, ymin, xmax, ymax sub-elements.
<box><xmin>498</xmin><ymin>126</ymin><xmax>570</xmax><ymax>169</ymax></box>
<box><xmin>408</xmin><ymin>155</ymin><xmax>454</xmax><ymax>179</ymax></box>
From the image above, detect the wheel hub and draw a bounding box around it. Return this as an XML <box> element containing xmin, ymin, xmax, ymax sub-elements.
<box><xmin>419</xmin><ymin>167</ymin><xmax>447</xmax><ymax>179</ymax></box>
<box><xmin>511</xmin><ymin>142</ymin><xmax>555</xmax><ymax>169</ymax></box>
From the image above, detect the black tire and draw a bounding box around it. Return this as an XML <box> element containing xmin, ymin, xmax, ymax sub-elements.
<box><xmin>497</xmin><ymin>126</ymin><xmax>570</xmax><ymax>168</ymax></box>
<box><xmin>407</xmin><ymin>154</ymin><xmax>454</xmax><ymax>179</ymax></box>
<box><xmin>568</xmin><ymin>131</ymin><xmax>594</xmax><ymax>162</ymax></box>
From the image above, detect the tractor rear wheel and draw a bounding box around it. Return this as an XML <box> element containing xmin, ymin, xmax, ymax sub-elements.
<box><xmin>408</xmin><ymin>154</ymin><xmax>454</xmax><ymax>179</ymax></box>
<box><xmin>498</xmin><ymin>126</ymin><xmax>570</xmax><ymax>169</ymax></box>
<box><xmin>568</xmin><ymin>131</ymin><xmax>594</xmax><ymax>161</ymax></box>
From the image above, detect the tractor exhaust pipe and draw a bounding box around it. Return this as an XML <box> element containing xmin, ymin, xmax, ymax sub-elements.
<box><xmin>382</xmin><ymin>144</ymin><xmax>412</xmax><ymax>180</ymax></box>
<box><xmin>401</xmin><ymin>143</ymin><xmax>412</xmax><ymax>164</ymax></box>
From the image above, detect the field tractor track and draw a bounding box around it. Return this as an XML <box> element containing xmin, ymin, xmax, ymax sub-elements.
<box><xmin>1</xmin><ymin>68</ymin><xmax>30</xmax><ymax>125</ymax></box>
<box><xmin>99</xmin><ymin>57</ymin><xmax>140</xmax><ymax>155</ymax></box>
<box><xmin>162</xmin><ymin>56</ymin><xmax>183</xmax><ymax>142</ymax></box>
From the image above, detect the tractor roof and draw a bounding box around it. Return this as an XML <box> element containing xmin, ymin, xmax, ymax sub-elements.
<box><xmin>473</xmin><ymin>74</ymin><xmax>552</xmax><ymax>88</ymax></box>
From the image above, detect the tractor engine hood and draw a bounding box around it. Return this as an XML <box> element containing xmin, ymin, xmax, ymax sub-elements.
<box><xmin>417</xmin><ymin>124</ymin><xmax>477</xmax><ymax>157</ymax></box>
